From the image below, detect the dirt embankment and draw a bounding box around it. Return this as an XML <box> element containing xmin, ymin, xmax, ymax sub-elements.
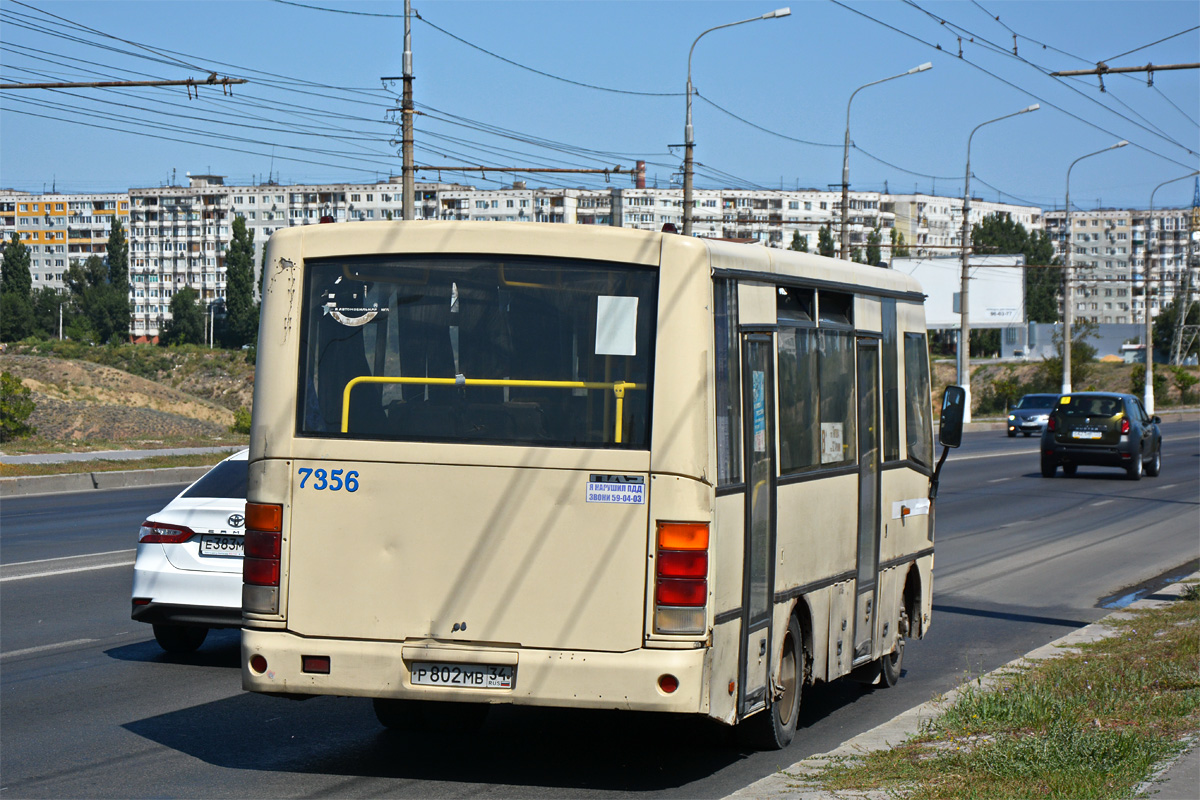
<box><xmin>1</xmin><ymin>353</ymin><xmax>236</xmax><ymax>444</ymax></box>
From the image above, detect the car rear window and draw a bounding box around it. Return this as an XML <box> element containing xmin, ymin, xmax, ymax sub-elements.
<box><xmin>181</xmin><ymin>459</ymin><xmax>248</xmax><ymax>499</ymax></box>
<box><xmin>1016</xmin><ymin>394</ymin><xmax>1057</xmax><ymax>409</ymax></box>
<box><xmin>1059</xmin><ymin>396</ymin><xmax>1122</xmax><ymax>418</ymax></box>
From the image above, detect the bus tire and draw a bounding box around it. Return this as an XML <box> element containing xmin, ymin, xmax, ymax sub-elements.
<box><xmin>152</xmin><ymin>623</ymin><xmax>207</xmax><ymax>654</ymax></box>
<box><xmin>736</xmin><ymin>616</ymin><xmax>803</xmax><ymax>751</ymax></box>
<box><xmin>878</xmin><ymin>610</ymin><xmax>906</xmax><ymax>688</ymax></box>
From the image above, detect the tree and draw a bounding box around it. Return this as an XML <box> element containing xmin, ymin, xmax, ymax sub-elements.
<box><xmin>104</xmin><ymin>219</ymin><xmax>131</xmax><ymax>342</ymax></box>
<box><xmin>31</xmin><ymin>287</ymin><xmax>69</xmax><ymax>340</ymax></box>
<box><xmin>1</xmin><ymin>233</ymin><xmax>35</xmax><ymax>341</ymax></box>
<box><xmin>788</xmin><ymin>231</ymin><xmax>808</xmax><ymax>252</ymax></box>
<box><xmin>817</xmin><ymin>224</ymin><xmax>835</xmax><ymax>258</ymax></box>
<box><xmin>1152</xmin><ymin>296</ymin><xmax>1199</xmax><ymax>362</ymax></box>
<box><xmin>850</xmin><ymin>247</ymin><xmax>864</xmax><ymax>264</ymax></box>
<box><xmin>65</xmin><ymin>255</ymin><xmax>127</xmax><ymax>344</ymax></box>
<box><xmin>160</xmin><ymin>286</ymin><xmax>204</xmax><ymax>346</ymax></box>
<box><xmin>1032</xmin><ymin>318</ymin><xmax>1099</xmax><ymax>391</ymax></box>
<box><xmin>889</xmin><ymin>227</ymin><xmax>910</xmax><ymax>258</ymax></box>
<box><xmin>222</xmin><ymin>216</ymin><xmax>258</xmax><ymax>348</ymax></box>
<box><xmin>970</xmin><ymin>213</ymin><xmax>1060</xmax><ymax>323</ymax></box>
<box><xmin>865</xmin><ymin>226</ymin><xmax>882</xmax><ymax>266</ymax></box>
<box><xmin>0</xmin><ymin>371</ymin><xmax>37</xmax><ymax>442</ymax></box>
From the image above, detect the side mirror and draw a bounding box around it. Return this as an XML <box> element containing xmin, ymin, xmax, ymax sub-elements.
<box><xmin>1152</xmin><ymin>415</ymin><xmax>1161</xmax><ymax>424</ymax></box>
<box><xmin>938</xmin><ymin>385</ymin><xmax>966</xmax><ymax>448</ymax></box>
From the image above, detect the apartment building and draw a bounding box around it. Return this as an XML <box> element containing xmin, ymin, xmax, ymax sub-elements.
<box><xmin>1043</xmin><ymin>208</ymin><xmax>1197</xmax><ymax>325</ymax></box>
<box><xmin>4</xmin><ymin>175</ymin><xmax>1046</xmax><ymax>340</ymax></box>
<box><xmin>0</xmin><ymin>190</ymin><xmax>131</xmax><ymax>291</ymax></box>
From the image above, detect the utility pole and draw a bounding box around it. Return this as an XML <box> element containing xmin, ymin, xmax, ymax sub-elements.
<box><xmin>401</xmin><ymin>0</ymin><xmax>415</xmax><ymax>221</ymax></box>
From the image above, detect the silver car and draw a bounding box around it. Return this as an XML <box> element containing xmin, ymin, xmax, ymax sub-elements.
<box><xmin>1007</xmin><ymin>393</ymin><xmax>1058</xmax><ymax>437</ymax></box>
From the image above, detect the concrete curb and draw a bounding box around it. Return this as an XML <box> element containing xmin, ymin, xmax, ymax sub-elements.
<box><xmin>726</xmin><ymin>571</ymin><xmax>1200</xmax><ymax>800</ymax></box>
<box><xmin>0</xmin><ymin>466</ymin><xmax>209</xmax><ymax>497</ymax></box>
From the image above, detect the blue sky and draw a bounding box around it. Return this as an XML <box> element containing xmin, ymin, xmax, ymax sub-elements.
<box><xmin>1</xmin><ymin>0</ymin><xmax>1197</xmax><ymax>210</ymax></box>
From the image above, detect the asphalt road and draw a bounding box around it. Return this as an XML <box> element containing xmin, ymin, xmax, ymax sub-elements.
<box><xmin>2</xmin><ymin>423</ymin><xmax>1197</xmax><ymax>798</ymax></box>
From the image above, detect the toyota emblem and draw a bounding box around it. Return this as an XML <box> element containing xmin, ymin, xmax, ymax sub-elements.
<box><xmin>228</xmin><ymin>514</ymin><xmax>245</xmax><ymax>528</ymax></box>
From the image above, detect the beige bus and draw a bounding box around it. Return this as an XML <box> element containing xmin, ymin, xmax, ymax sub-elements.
<box><xmin>241</xmin><ymin>221</ymin><xmax>951</xmax><ymax>749</ymax></box>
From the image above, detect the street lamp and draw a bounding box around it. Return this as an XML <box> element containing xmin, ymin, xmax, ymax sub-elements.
<box><xmin>840</xmin><ymin>62</ymin><xmax>932</xmax><ymax>259</ymax></box>
<box><xmin>1062</xmin><ymin>140</ymin><xmax>1128</xmax><ymax>394</ymax></box>
<box><xmin>1143</xmin><ymin>170</ymin><xmax>1200</xmax><ymax>414</ymax></box>
<box><xmin>957</xmin><ymin>104</ymin><xmax>1039</xmax><ymax>422</ymax></box>
<box><xmin>682</xmin><ymin>7</ymin><xmax>791</xmax><ymax>237</ymax></box>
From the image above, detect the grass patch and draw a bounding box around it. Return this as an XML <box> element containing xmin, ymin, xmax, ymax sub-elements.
<box><xmin>811</xmin><ymin>586</ymin><xmax>1200</xmax><ymax>799</ymax></box>
<box><xmin>0</xmin><ymin>451</ymin><xmax>236</xmax><ymax>477</ymax></box>
<box><xmin>0</xmin><ymin>434</ymin><xmax>246</xmax><ymax>457</ymax></box>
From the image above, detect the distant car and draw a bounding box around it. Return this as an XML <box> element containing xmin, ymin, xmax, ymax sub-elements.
<box><xmin>1041</xmin><ymin>393</ymin><xmax>1161</xmax><ymax>480</ymax></box>
<box><xmin>1008</xmin><ymin>393</ymin><xmax>1058</xmax><ymax>437</ymax></box>
<box><xmin>131</xmin><ymin>449</ymin><xmax>247</xmax><ymax>653</ymax></box>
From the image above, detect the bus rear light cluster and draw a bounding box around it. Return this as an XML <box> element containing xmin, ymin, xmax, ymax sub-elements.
<box><xmin>243</xmin><ymin>502</ymin><xmax>283</xmax><ymax>614</ymax></box>
<box><xmin>654</xmin><ymin>522</ymin><xmax>708</xmax><ymax>635</ymax></box>
<box><xmin>138</xmin><ymin>521</ymin><xmax>195</xmax><ymax>544</ymax></box>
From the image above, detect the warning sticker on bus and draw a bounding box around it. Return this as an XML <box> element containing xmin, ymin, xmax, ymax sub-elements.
<box><xmin>586</xmin><ymin>474</ymin><xmax>646</xmax><ymax>505</ymax></box>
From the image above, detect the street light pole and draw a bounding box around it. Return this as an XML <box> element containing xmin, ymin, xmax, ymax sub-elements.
<box><xmin>1144</xmin><ymin>170</ymin><xmax>1200</xmax><ymax>414</ymax></box>
<box><xmin>1062</xmin><ymin>140</ymin><xmax>1128</xmax><ymax>394</ymax></box>
<box><xmin>840</xmin><ymin>63</ymin><xmax>932</xmax><ymax>260</ymax></box>
<box><xmin>957</xmin><ymin>104</ymin><xmax>1039</xmax><ymax>422</ymax></box>
<box><xmin>683</xmin><ymin>7</ymin><xmax>790</xmax><ymax>237</ymax></box>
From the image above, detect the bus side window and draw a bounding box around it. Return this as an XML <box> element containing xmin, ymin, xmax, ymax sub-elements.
<box><xmin>714</xmin><ymin>279</ymin><xmax>741</xmax><ymax>486</ymax></box>
<box><xmin>881</xmin><ymin>299</ymin><xmax>900</xmax><ymax>462</ymax></box>
<box><xmin>778</xmin><ymin>327</ymin><xmax>818</xmax><ymax>473</ymax></box>
<box><xmin>904</xmin><ymin>332</ymin><xmax>933</xmax><ymax>468</ymax></box>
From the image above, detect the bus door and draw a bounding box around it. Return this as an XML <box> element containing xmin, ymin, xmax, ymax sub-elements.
<box><xmin>739</xmin><ymin>333</ymin><xmax>776</xmax><ymax>717</ymax></box>
<box><xmin>854</xmin><ymin>339</ymin><xmax>881</xmax><ymax>661</ymax></box>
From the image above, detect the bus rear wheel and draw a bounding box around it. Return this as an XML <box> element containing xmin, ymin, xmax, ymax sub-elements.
<box><xmin>736</xmin><ymin>615</ymin><xmax>803</xmax><ymax>751</ymax></box>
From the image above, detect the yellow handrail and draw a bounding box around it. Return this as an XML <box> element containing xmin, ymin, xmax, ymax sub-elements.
<box><xmin>340</xmin><ymin>376</ymin><xmax>644</xmax><ymax>442</ymax></box>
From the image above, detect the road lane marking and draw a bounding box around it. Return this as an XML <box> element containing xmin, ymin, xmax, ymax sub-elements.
<box><xmin>1155</xmin><ymin>484</ymin><xmax>1179</xmax><ymax>491</ymax></box>
<box><xmin>988</xmin><ymin>477</ymin><xmax>1013</xmax><ymax>483</ymax></box>
<box><xmin>954</xmin><ymin>450</ymin><xmax>1040</xmax><ymax>461</ymax></box>
<box><xmin>1</xmin><ymin>550</ymin><xmax>136</xmax><ymax>583</ymax></box>
<box><xmin>1092</xmin><ymin>499</ymin><xmax>1114</xmax><ymax>506</ymax></box>
<box><xmin>0</xmin><ymin>638</ymin><xmax>99</xmax><ymax>660</ymax></box>
<box><xmin>4</xmin><ymin>549</ymin><xmax>135</xmax><ymax>567</ymax></box>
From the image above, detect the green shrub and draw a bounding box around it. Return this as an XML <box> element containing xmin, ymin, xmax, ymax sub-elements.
<box><xmin>231</xmin><ymin>407</ymin><xmax>252</xmax><ymax>434</ymax></box>
<box><xmin>0</xmin><ymin>371</ymin><xmax>37</xmax><ymax>441</ymax></box>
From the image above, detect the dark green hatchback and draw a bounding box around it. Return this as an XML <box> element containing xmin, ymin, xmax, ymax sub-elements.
<box><xmin>1040</xmin><ymin>392</ymin><xmax>1162</xmax><ymax>480</ymax></box>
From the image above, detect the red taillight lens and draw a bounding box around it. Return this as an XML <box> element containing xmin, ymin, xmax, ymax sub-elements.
<box><xmin>1047</xmin><ymin>415</ymin><xmax>1057</xmax><ymax>431</ymax></box>
<box><xmin>244</xmin><ymin>530</ymin><xmax>281</xmax><ymax>559</ymax></box>
<box><xmin>138</xmin><ymin>521</ymin><xmax>195</xmax><ymax>544</ymax></box>
<box><xmin>1120</xmin><ymin>418</ymin><xmax>1131</xmax><ymax>435</ymax></box>
<box><xmin>656</xmin><ymin>578</ymin><xmax>708</xmax><ymax>606</ymax></box>
<box><xmin>657</xmin><ymin>550</ymin><xmax>708</xmax><ymax>578</ymax></box>
<box><xmin>244</xmin><ymin>557</ymin><xmax>280</xmax><ymax>586</ymax></box>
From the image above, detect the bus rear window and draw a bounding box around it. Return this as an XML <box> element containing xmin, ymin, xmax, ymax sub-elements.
<box><xmin>296</xmin><ymin>253</ymin><xmax>657</xmax><ymax>448</ymax></box>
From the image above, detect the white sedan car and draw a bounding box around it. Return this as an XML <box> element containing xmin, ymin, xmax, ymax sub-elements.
<box><xmin>131</xmin><ymin>449</ymin><xmax>247</xmax><ymax>653</ymax></box>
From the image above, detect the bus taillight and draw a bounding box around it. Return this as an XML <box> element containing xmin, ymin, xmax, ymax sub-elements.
<box><xmin>654</xmin><ymin>522</ymin><xmax>709</xmax><ymax>635</ymax></box>
<box><xmin>243</xmin><ymin>502</ymin><xmax>283</xmax><ymax>614</ymax></box>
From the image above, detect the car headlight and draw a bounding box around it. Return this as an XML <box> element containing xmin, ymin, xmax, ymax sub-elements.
<box><xmin>1008</xmin><ymin>415</ymin><xmax>1015</xmax><ymax>421</ymax></box>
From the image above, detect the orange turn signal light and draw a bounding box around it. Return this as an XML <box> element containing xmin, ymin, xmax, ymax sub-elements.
<box><xmin>657</xmin><ymin>522</ymin><xmax>709</xmax><ymax>551</ymax></box>
<box><xmin>246</xmin><ymin>502</ymin><xmax>282</xmax><ymax>532</ymax></box>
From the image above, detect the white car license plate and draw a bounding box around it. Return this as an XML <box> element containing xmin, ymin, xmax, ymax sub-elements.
<box><xmin>199</xmin><ymin>534</ymin><xmax>244</xmax><ymax>556</ymax></box>
<box><xmin>411</xmin><ymin>662</ymin><xmax>514</xmax><ymax>689</ymax></box>
<box><xmin>1072</xmin><ymin>431</ymin><xmax>1102</xmax><ymax>440</ymax></box>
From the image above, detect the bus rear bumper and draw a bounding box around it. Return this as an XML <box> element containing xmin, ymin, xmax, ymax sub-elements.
<box><xmin>241</xmin><ymin>628</ymin><xmax>709</xmax><ymax>714</ymax></box>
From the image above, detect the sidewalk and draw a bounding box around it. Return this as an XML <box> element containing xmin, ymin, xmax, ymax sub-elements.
<box><xmin>726</xmin><ymin>572</ymin><xmax>1200</xmax><ymax>800</ymax></box>
<box><xmin>0</xmin><ymin>444</ymin><xmax>244</xmax><ymax>465</ymax></box>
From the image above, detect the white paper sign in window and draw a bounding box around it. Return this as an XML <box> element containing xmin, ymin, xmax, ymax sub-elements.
<box><xmin>595</xmin><ymin>295</ymin><xmax>638</xmax><ymax>356</ymax></box>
